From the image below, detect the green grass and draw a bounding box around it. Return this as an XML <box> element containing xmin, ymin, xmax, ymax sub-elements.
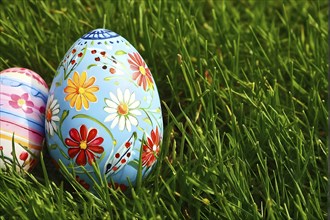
<box><xmin>0</xmin><ymin>0</ymin><xmax>328</xmax><ymax>219</ymax></box>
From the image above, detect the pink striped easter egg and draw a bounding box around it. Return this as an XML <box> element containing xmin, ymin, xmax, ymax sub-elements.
<box><xmin>0</xmin><ymin>67</ymin><xmax>48</xmax><ymax>171</ymax></box>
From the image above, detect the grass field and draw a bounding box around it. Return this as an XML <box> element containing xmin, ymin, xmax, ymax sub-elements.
<box><xmin>0</xmin><ymin>0</ymin><xmax>328</xmax><ymax>219</ymax></box>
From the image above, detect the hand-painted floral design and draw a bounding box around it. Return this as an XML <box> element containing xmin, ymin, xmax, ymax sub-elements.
<box><xmin>65</xmin><ymin>124</ymin><xmax>104</xmax><ymax>166</ymax></box>
<box><xmin>128</xmin><ymin>52</ymin><xmax>153</xmax><ymax>91</ymax></box>
<box><xmin>45</xmin><ymin>29</ymin><xmax>164</xmax><ymax>191</ymax></box>
<box><xmin>142</xmin><ymin>127</ymin><xmax>161</xmax><ymax>167</ymax></box>
<box><xmin>64</xmin><ymin>71</ymin><xmax>99</xmax><ymax>111</ymax></box>
<box><xmin>104</xmin><ymin>88</ymin><xmax>141</xmax><ymax>132</ymax></box>
<box><xmin>104</xmin><ymin>132</ymin><xmax>135</xmax><ymax>177</ymax></box>
<box><xmin>45</xmin><ymin>94</ymin><xmax>60</xmax><ymax>136</ymax></box>
<box><xmin>60</xmin><ymin>45</ymin><xmax>87</xmax><ymax>80</ymax></box>
<box><xmin>9</xmin><ymin>93</ymin><xmax>34</xmax><ymax>113</ymax></box>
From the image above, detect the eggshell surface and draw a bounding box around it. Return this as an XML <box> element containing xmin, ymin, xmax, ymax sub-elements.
<box><xmin>46</xmin><ymin>29</ymin><xmax>163</xmax><ymax>191</ymax></box>
<box><xmin>0</xmin><ymin>67</ymin><xmax>48</xmax><ymax>171</ymax></box>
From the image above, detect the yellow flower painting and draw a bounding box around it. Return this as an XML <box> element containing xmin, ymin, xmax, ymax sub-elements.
<box><xmin>64</xmin><ymin>71</ymin><xmax>99</xmax><ymax>111</ymax></box>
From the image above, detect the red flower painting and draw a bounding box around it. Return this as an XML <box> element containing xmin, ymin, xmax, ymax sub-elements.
<box><xmin>142</xmin><ymin>127</ymin><xmax>161</xmax><ymax>167</ymax></box>
<box><xmin>128</xmin><ymin>52</ymin><xmax>153</xmax><ymax>91</ymax></box>
<box><xmin>65</xmin><ymin>125</ymin><xmax>104</xmax><ymax>166</ymax></box>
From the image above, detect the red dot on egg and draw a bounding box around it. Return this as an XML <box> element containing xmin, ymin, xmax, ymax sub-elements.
<box><xmin>110</xmin><ymin>68</ymin><xmax>116</xmax><ymax>74</ymax></box>
<box><xmin>115</xmin><ymin>153</ymin><xmax>120</xmax><ymax>158</ymax></box>
<box><xmin>119</xmin><ymin>184</ymin><xmax>127</xmax><ymax>191</ymax></box>
<box><xmin>95</xmin><ymin>57</ymin><xmax>100</xmax><ymax>61</ymax></box>
<box><xmin>39</xmin><ymin>106</ymin><xmax>45</xmax><ymax>113</ymax></box>
<box><xmin>91</xmin><ymin>50</ymin><xmax>97</xmax><ymax>54</ymax></box>
<box><xmin>19</xmin><ymin>152</ymin><xmax>29</xmax><ymax>161</ymax></box>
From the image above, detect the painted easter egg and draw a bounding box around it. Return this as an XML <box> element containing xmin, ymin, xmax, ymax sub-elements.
<box><xmin>46</xmin><ymin>28</ymin><xmax>163</xmax><ymax>191</ymax></box>
<box><xmin>0</xmin><ymin>67</ymin><xmax>48</xmax><ymax>171</ymax></box>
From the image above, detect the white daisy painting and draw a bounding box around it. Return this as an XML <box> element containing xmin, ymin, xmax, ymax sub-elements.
<box><xmin>104</xmin><ymin>88</ymin><xmax>141</xmax><ymax>132</ymax></box>
<box><xmin>45</xmin><ymin>94</ymin><xmax>60</xmax><ymax>136</ymax></box>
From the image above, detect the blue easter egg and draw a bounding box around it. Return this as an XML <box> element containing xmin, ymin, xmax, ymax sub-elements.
<box><xmin>45</xmin><ymin>29</ymin><xmax>163</xmax><ymax>191</ymax></box>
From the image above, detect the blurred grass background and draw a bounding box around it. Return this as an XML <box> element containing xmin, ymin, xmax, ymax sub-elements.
<box><xmin>0</xmin><ymin>0</ymin><xmax>328</xmax><ymax>219</ymax></box>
